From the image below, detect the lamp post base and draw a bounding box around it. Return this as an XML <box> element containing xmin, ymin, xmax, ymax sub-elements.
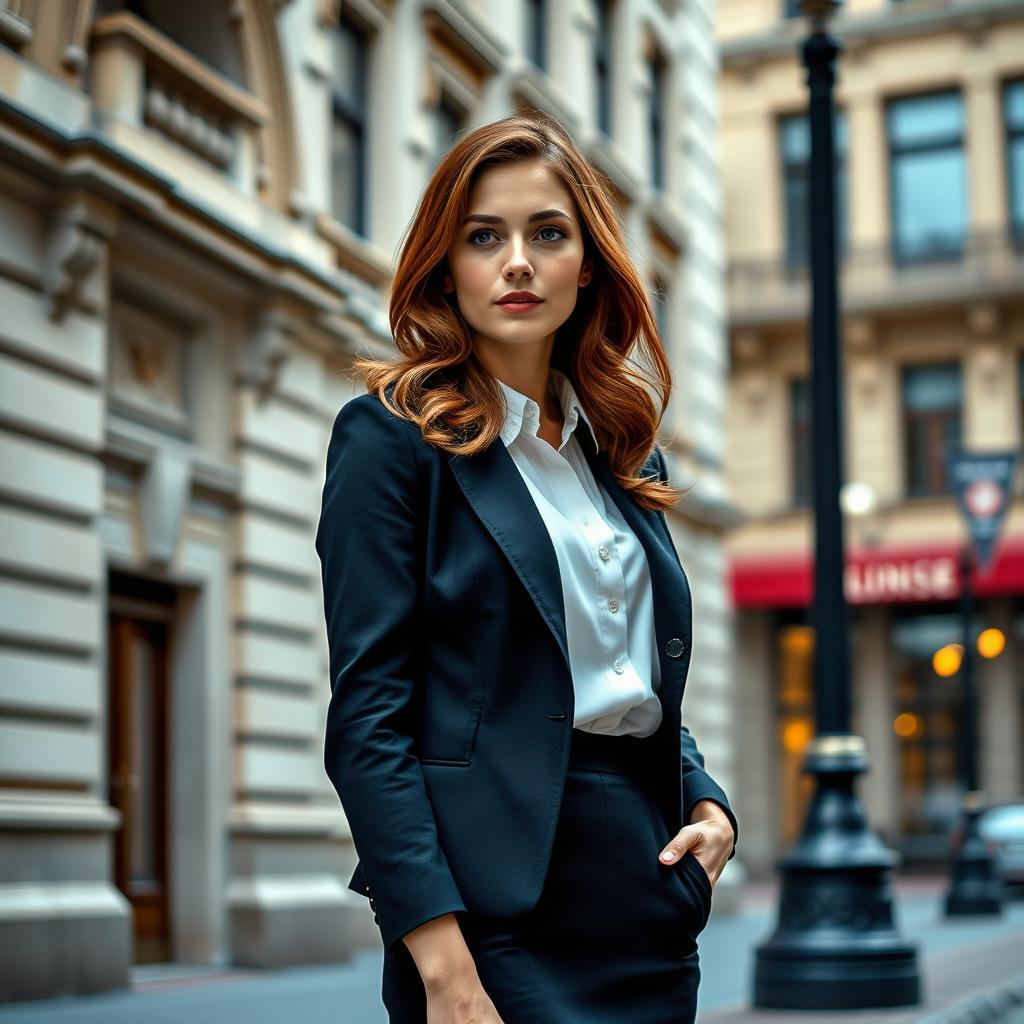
<box><xmin>753</xmin><ymin>737</ymin><xmax>921</xmax><ymax>1009</ymax></box>
<box><xmin>944</xmin><ymin>797</ymin><xmax>1005</xmax><ymax>916</ymax></box>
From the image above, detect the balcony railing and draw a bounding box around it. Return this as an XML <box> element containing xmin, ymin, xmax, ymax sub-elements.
<box><xmin>728</xmin><ymin>230</ymin><xmax>1024</xmax><ymax>326</ymax></box>
<box><xmin>89</xmin><ymin>11</ymin><xmax>270</xmax><ymax>192</ymax></box>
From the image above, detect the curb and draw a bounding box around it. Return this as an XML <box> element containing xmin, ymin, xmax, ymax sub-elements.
<box><xmin>914</xmin><ymin>976</ymin><xmax>1024</xmax><ymax>1024</ymax></box>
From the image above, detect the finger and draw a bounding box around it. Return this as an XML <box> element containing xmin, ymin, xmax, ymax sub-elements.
<box><xmin>659</xmin><ymin>830</ymin><xmax>696</xmax><ymax>863</ymax></box>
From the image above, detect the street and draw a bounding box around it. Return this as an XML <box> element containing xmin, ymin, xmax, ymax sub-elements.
<box><xmin>1</xmin><ymin>876</ymin><xmax>1020</xmax><ymax>1023</ymax></box>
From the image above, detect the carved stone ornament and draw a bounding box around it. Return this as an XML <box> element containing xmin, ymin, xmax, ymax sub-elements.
<box><xmin>250</xmin><ymin>307</ymin><xmax>294</xmax><ymax>394</ymax></box>
<box><xmin>43</xmin><ymin>194</ymin><xmax>118</xmax><ymax>322</ymax></box>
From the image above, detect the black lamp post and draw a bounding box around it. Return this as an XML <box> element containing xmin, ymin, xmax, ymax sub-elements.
<box><xmin>751</xmin><ymin>0</ymin><xmax>922</xmax><ymax>1008</ymax></box>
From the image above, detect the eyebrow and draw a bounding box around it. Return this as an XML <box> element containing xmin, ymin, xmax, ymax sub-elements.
<box><xmin>460</xmin><ymin>209</ymin><xmax>573</xmax><ymax>227</ymax></box>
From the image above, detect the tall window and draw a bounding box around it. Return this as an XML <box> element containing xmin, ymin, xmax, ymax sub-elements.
<box><xmin>780</xmin><ymin>112</ymin><xmax>848</xmax><ymax>268</ymax></box>
<box><xmin>648</xmin><ymin>52</ymin><xmax>667</xmax><ymax>193</ymax></box>
<box><xmin>524</xmin><ymin>0</ymin><xmax>546</xmax><ymax>72</ymax></box>
<box><xmin>433</xmin><ymin>91</ymin><xmax>464</xmax><ymax>172</ymax></box>
<box><xmin>902</xmin><ymin>363</ymin><xmax>962</xmax><ymax>498</ymax></box>
<box><xmin>594</xmin><ymin>0</ymin><xmax>613</xmax><ymax>138</ymax></box>
<box><xmin>1006</xmin><ymin>79</ymin><xmax>1024</xmax><ymax>244</ymax></box>
<box><xmin>331</xmin><ymin>13</ymin><xmax>368</xmax><ymax>236</ymax></box>
<box><xmin>790</xmin><ymin>377</ymin><xmax>811</xmax><ymax>506</ymax></box>
<box><xmin>888</xmin><ymin>91</ymin><xmax>967</xmax><ymax>264</ymax></box>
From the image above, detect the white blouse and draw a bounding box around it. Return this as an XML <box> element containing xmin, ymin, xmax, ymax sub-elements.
<box><xmin>493</xmin><ymin>368</ymin><xmax>663</xmax><ymax>738</ymax></box>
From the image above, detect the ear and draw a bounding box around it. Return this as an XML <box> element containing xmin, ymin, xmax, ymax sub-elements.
<box><xmin>578</xmin><ymin>259</ymin><xmax>593</xmax><ymax>288</ymax></box>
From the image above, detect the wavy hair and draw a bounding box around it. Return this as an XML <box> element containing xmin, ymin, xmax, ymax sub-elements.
<box><xmin>351</xmin><ymin>112</ymin><xmax>686</xmax><ymax>512</ymax></box>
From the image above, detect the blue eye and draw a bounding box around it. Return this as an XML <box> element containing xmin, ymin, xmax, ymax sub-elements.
<box><xmin>468</xmin><ymin>226</ymin><xmax>567</xmax><ymax>246</ymax></box>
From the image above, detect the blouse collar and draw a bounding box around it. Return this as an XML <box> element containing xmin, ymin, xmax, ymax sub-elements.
<box><xmin>494</xmin><ymin>367</ymin><xmax>599</xmax><ymax>453</ymax></box>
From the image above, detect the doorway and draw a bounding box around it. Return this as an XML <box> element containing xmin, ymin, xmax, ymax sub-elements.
<box><xmin>107</xmin><ymin>571</ymin><xmax>177</xmax><ymax>963</ymax></box>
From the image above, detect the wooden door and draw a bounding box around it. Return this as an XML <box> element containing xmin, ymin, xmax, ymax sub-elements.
<box><xmin>108</xmin><ymin>577</ymin><xmax>174</xmax><ymax>963</ymax></box>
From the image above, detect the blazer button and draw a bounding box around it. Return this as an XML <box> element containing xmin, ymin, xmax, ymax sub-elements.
<box><xmin>665</xmin><ymin>637</ymin><xmax>687</xmax><ymax>658</ymax></box>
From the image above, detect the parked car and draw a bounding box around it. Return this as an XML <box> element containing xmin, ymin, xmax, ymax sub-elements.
<box><xmin>949</xmin><ymin>800</ymin><xmax>1024</xmax><ymax>893</ymax></box>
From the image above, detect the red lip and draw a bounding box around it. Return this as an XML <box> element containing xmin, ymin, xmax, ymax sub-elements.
<box><xmin>497</xmin><ymin>291</ymin><xmax>543</xmax><ymax>304</ymax></box>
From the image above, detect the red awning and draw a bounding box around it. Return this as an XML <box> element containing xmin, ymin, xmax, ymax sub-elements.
<box><xmin>729</xmin><ymin>535</ymin><xmax>1024</xmax><ymax>608</ymax></box>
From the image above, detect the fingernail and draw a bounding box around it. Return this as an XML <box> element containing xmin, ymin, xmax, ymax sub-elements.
<box><xmin>661</xmin><ymin>851</ymin><xmax>676</xmax><ymax>862</ymax></box>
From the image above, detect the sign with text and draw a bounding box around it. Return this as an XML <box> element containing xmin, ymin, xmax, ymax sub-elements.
<box><xmin>946</xmin><ymin>448</ymin><xmax>1019</xmax><ymax>572</ymax></box>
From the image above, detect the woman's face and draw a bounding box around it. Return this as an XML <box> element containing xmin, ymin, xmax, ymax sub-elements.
<box><xmin>444</xmin><ymin>158</ymin><xmax>592</xmax><ymax>360</ymax></box>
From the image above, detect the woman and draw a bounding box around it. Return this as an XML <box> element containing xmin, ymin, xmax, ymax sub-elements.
<box><xmin>315</xmin><ymin>113</ymin><xmax>738</xmax><ymax>1023</ymax></box>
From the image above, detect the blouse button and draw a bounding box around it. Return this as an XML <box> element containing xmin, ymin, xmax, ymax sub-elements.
<box><xmin>607</xmin><ymin>599</ymin><xmax>619</xmax><ymax>613</ymax></box>
<box><xmin>598</xmin><ymin>545</ymin><xmax>610</xmax><ymax>560</ymax></box>
<box><xmin>612</xmin><ymin>658</ymin><xmax>625</xmax><ymax>674</ymax></box>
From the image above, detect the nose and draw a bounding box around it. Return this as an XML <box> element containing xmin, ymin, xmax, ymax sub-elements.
<box><xmin>503</xmin><ymin>235</ymin><xmax>533</xmax><ymax>278</ymax></box>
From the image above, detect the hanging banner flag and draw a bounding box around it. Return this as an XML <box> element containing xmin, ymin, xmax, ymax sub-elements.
<box><xmin>946</xmin><ymin>448</ymin><xmax>1019</xmax><ymax>572</ymax></box>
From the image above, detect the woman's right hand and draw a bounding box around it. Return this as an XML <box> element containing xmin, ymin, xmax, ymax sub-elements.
<box><xmin>403</xmin><ymin>913</ymin><xmax>506</xmax><ymax>1023</ymax></box>
<box><xmin>425</xmin><ymin>974</ymin><xmax>506</xmax><ymax>1023</ymax></box>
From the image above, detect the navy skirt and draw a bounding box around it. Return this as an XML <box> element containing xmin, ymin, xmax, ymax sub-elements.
<box><xmin>381</xmin><ymin>727</ymin><xmax>714</xmax><ymax>1023</ymax></box>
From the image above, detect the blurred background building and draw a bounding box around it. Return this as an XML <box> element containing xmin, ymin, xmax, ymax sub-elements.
<box><xmin>0</xmin><ymin>0</ymin><xmax>738</xmax><ymax>1003</ymax></box>
<box><xmin>718</xmin><ymin>0</ymin><xmax>1024</xmax><ymax>874</ymax></box>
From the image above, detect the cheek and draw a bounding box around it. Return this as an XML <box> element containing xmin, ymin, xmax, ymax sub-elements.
<box><xmin>454</xmin><ymin>263</ymin><xmax>491</xmax><ymax>307</ymax></box>
<box><xmin>545</xmin><ymin>255</ymin><xmax>585</xmax><ymax>306</ymax></box>
<box><xmin>549</xmin><ymin>250</ymin><xmax>585</xmax><ymax>287</ymax></box>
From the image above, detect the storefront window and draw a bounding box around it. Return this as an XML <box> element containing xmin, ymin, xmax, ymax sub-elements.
<box><xmin>890</xmin><ymin>605</ymin><xmax>968</xmax><ymax>861</ymax></box>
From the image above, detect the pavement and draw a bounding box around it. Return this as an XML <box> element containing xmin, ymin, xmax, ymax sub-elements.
<box><xmin>0</xmin><ymin>875</ymin><xmax>1020</xmax><ymax>1024</ymax></box>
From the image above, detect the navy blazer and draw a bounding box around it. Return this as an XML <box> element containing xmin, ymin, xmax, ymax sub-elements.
<box><xmin>315</xmin><ymin>387</ymin><xmax>738</xmax><ymax>952</ymax></box>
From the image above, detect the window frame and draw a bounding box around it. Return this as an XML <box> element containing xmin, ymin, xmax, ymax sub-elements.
<box><xmin>778</xmin><ymin>110</ymin><xmax>849</xmax><ymax>271</ymax></box>
<box><xmin>900</xmin><ymin>361</ymin><xmax>963</xmax><ymax>499</ymax></box>
<box><xmin>1004</xmin><ymin>78</ymin><xmax>1024</xmax><ymax>247</ymax></box>
<box><xmin>330</xmin><ymin>11</ymin><xmax>370</xmax><ymax>237</ymax></box>
<box><xmin>886</xmin><ymin>89</ymin><xmax>967</xmax><ymax>267</ymax></box>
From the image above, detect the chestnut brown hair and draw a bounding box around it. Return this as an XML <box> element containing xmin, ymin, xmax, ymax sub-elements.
<box><xmin>352</xmin><ymin>111</ymin><xmax>683</xmax><ymax>511</ymax></box>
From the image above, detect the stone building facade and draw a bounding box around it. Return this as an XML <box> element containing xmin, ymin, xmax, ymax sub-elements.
<box><xmin>0</xmin><ymin>0</ymin><xmax>737</xmax><ymax>1001</ymax></box>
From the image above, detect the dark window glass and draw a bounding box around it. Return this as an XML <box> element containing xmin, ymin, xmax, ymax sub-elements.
<box><xmin>594</xmin><ymin>0</ymin><xmax>613</xmax><ymax>138</ymax></box>
<box><xmin>901</xmin><ymin>363</ymin><xmax>962</xmax><ymax>497</ymax></box>
<box><xmin>887</xmin><ymin>91</ymin><xmax>967</xmax><ymax>264</ymax></box>
<box><xmin>524</xmin><ymin>0</ymin><xmax>546</xmax><ymax>72</ymax></box>
<box><xmin>433</xmin><ymin>93</ymin><xmax>464</xmax><ymax>171</ymax></box>
<box><xmin>1006</xmin><ymin>80</ymin><xmax>1024</xmax><ymax>244</ymax></box>
<box><xmin>791</xmin><ymin>377</ymin><xmax>811</xmax><ymax>506</ymax></box>
<box><xmin>331</xmin><ymin>14</ymin><xmax>368</xmax><ymax>236</ymax></box>
<box><xmin>648</xmin><ymin>54</ymin><xmax>666</xmax><ymax>192</ymax></box>
<box><xmin>891</xmin><ymin>606</ymin><xmax>966</xmax><ymax>855</ymax></box>
<box><xmin>783</xmin><ymin>0</ymin><xmax>801</xmax><ymax>17</ymax></box>
<box><xmin>780</xmin><ymin>112</ymin><xmax>848</xmax><ymax>268</ymax></box>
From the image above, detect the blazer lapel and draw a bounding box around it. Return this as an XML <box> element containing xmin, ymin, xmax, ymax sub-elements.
<box><xmin>447</xmin><ymin>423</ymin><xmax>692</xmax><ymax>721</ymax></box>
<box><xmin>447</xmin><ymin>441</ymin><xmax>571</xmax><ymax>673</ymax></box>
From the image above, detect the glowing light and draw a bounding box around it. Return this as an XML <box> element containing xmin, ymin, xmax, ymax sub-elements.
<box><xmin>781</xmin><ymin>626</ymin><xmax>815</xmax><ymax>654</ymax></box>
<box><xmin>893</xmin><ymin>712</ymin><xmax>922</xmax><ymax>738</ymax></box>
<box><xmin>782</xmin><ymin>719</ymin><xmax>813</xmax><ymax>753</ymax></box>
<box><xmin>977</xmin><ymin>628</ymin><xmax>1005</xmax><ymax>659</ymax></box>
<box><xmin>932</xmin><ymin>643</ymin><xmax>964</xmax><ymax>677</ymax></box>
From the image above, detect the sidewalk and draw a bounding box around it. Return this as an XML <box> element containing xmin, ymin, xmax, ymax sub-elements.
<box><xmin>0</xmin><ymin>875</ymin><xmax>1019</xmax><ymax>1023</ymax></box>
<box><xmin>698</xmin><ymin>876</ymin><xmax>1024</xmax><ymax>1024</ymax></box>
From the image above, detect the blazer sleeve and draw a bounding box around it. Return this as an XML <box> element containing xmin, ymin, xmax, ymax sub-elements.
<box><xmin>653</xmin><ymin>444</ymin><xmax>740</xmax><ymax>862</ymax></box>
<box><xmin>315</xmin><ymin>394</ymin><xmax>468</xmax><ymax>950</ymax></box>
